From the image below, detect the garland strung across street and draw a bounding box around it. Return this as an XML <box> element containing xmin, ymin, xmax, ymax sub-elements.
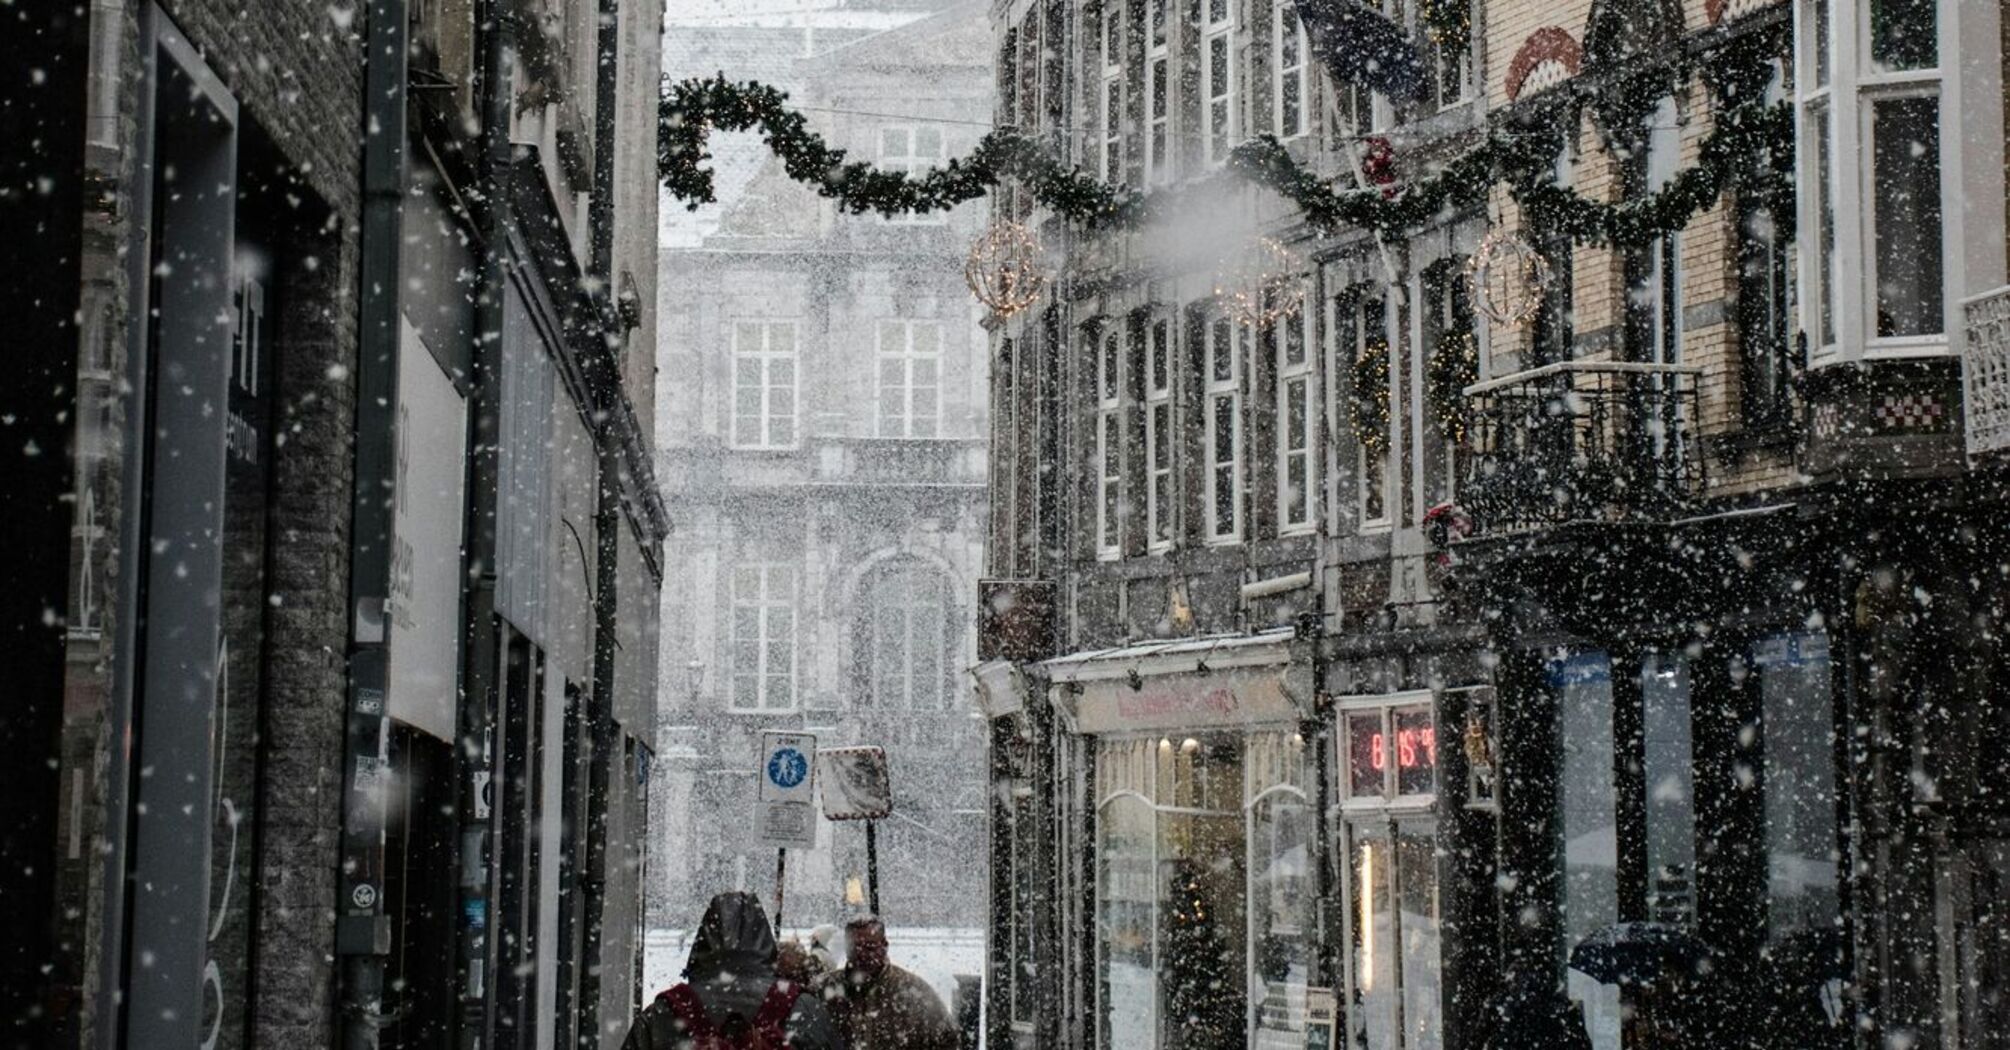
<box><xmin>659</xmin><ymin>38</ymin><xmax>1792</xmax><ymax>252</ymax></box>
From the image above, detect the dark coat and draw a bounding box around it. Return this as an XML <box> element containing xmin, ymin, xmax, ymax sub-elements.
<box><xmin>622</xmin><ymin>892</ymin><xmax>844</xmax><ymax>1050</ymax></box>
<box><xmin>821</xmin><ymin>964</ymin><xmax>958</xmax><ymax>1050</ymax></box>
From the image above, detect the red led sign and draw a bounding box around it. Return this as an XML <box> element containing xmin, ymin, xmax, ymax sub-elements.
<box><xmin>1367</xmin><ymin>728</ymin><xmax>1437</xmax><ymax>770</ymax></box>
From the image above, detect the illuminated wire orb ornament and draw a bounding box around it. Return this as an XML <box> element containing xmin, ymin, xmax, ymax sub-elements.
<box><xmin>1213</xmin><ymin>236</ymin><xmax>1306</xmax><ymax>328</ymax></box>
<box><xmin>964</xmin><ymin>221</ymin><xmax>1049</xmax><ymax>318</ymax></box>
<box><xmin>1465</xmin><ymin>228</ymin><xmax>1553</xmax><ymax>329</ymax></box>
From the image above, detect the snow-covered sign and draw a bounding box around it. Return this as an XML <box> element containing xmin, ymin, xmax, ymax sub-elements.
<box><xmin>387</xmin><ymin>319</ymin><xmax>466</xmax><ymax>743</ymax></box>
<box><xmin>758</xmin><ymin>732</ymin><xmax>818</xmax><ymax>848</ymax></box>
<box><xmin>816</xmin><ymin>746</ymin><xmax>892</xmax><ymax>821</ymax></box>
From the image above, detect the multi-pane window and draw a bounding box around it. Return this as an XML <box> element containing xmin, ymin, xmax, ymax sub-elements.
<box><xmin>1422</xmin><ymin>0</ymin><xmax>1470</xmax><ymax>112</ymax></box>
<box><xmin>732</xmin><ymin>321</ymin><xmax>798</xmax><ymax>449</ymax></box>
<box><xmin>1797</xmin><ymin>0</ymin><xmax>1947</xmax><ymax>358</ymax></box>
<box><xmin>1276</xmin><ymin>302</ymin><xmax>1316</xmax><ymax>533</ymax></box>
<box><xmin>1274</xmin><ymin>4</ymin><xmax>1308</xmax><ymax>139</ymax></box>
<box><xmin>1340</xmin><ymin>292</ymin><xmax>1392</xmax><ymax>528</ymax></box>
<box><xmin>1533</xmin><ymin>141</ymin><xmax>1575</xmax><ymax>365</ymax></box>
<box><xmin>730</xmin><ymin>564</ymin><xmax>796</xmax><ymax>712</ymax></box>
<box><xmin>879</xmin><ymin>126</ymin><xmax>947</xmax><ymax>225</ymax></box>
<box><xmin>1203</xmin><ymin>0</ymin><xmax>1236</xmax><ymax>165</ymax></box>
<box><xmin>1204</xmin><ymin>315</ymin><xmax>1243</xmax><ymax>542</ymax></box>
<box><xmin>1097</xmin><ymin>325</ymin><xmax>1124</xmax><ymax>557</ymax></box>
<box><xmin>864</xmin><ymin>563</ymin><xmax>948</xmax><ymax>710</ymax></box>
<box><xmin>876</xmin><ymin>320</ymin><xmax>942</xmax><ymax>437</ymax></box>
<box><xmin>1145</xmin><ymin>314</ymin><xmax>1174</xmax><ymax>550</ymax></box>
<box><xmin>1628</xmin><ymin>97</ymin><xmax>1683</xmax><ymax>367</ymax></box>
<box><xmin>1740</xmin><ymin>61</ymin><xmax>1795</xmax><ymax>429</ymax></box>
<box><xmin>1146</xmin><ymin>0</ymin><xmax>1171</xmax><ymax>184</ymax></box>
<box><xmin>1101</xmin><ymin>1</ymin><xmax>1125</xmax><ymax>184</ymax></box>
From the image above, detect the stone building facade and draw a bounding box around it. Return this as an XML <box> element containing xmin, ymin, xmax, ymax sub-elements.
<box><xmin>652</xmin><ymin>0</ymin><xmax>994</xmax><ymax>934</ymax></box>
<box><xmin>0</xmin><ymin>1</ymin><xmax>666</xmax><ymax>1048</ymax></box>
<box><xmin>975</xmin><ymin>1</ymin><xmax>2010</xmax><ymax>1049</ymax></box>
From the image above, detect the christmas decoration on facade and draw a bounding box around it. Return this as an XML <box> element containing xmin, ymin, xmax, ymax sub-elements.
<box><xmin>963</xmin><ymin>221</ymin><xmax>1049</xmax><ymax>317</ymax></box>
<box><xmin>1350</xmin><ymin>337</ymin><xmax>1391</xmax><ymax>456</ymax></box>
<box><xmin>1427</xmin><ymin>328</ymin><xmax>1480</xmax><ymax>439</ymax></box>
<box><xmin>1213</xmin><ymin>237</ymin><xmax>1305</xmax><ymax>328</ymax></box>
<box><xmin>1465</xmin><ymin>229</ymin><xmax>1552</xmax><ymax>329</ymax></box>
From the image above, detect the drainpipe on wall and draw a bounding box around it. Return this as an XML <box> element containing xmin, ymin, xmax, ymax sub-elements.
<box><xmin>581</xmin><ymin>0</ymin><xmax>622</xmax><ymax>1039</ymax></box>
<box><xmin>340</xmin><ymin>0</ymin><xmax>411</xmax><ymax>1046</ymax></box>
<box><xmin>456</xmin><ymin>0</ymin><xmax>516</xmax><ymax>1046</ymax></box>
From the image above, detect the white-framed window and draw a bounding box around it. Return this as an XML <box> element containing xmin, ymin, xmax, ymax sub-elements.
<box><xmin>1204</xmin><ymin>314</ymin><xmax>1243</xmax><ymax>543</ymax></box>
<box><xmin>1102</xmin><ymin>0</ymin><xmax>1125</xmax><ymax>184</ymax></box>
<box><xmin>1422</xmin><ymin>0</ymin><xmax>1470</xmax><ymax>113</ymax></box>
<box><xmin>1339</xmin><ymin>292</ymin><xmax>1392</xmax><ymax>529</ymax></box>
<box><xmin>1275</xmin><ymin>301</ymin><xmax>1316</xmax><ymax>533</ymax></box>
<box><xmin>876</xmin><ymin>320</ymin><xmax>942</xmax><ymax>438</ymax></box>
<box><xmin>878</xmin><ymin>125</ymin><xmax>948</xmax><ymax>225</ymax></box>
<box><xmin>1145</xmin><ymin>313</ymin><xmax>1175</xmax><ymax>550</ymax></box>
<box><xmin>1274</xmin><ymin>3</ymin><xmax>1308</xmax><ymax>139</ymax></box>
<box><xmin>1796</xmin><ymin>0</ymin><xmax>1947</xmax><ymax>361</ymax></box>
<box><xmin>862</xmin><ymin>562</ymin><xmax>949</xmax><ymax>710</ymax></box>
<box><xmin>729</xmin><ymin>563</ymin><xmax>797</xmax><ymax>712</ymax></box>
<box><xmin>1203</xmin><ymin>0</ymin><xmax>1236</xmax><ymax>165</ymax></box>
<box><xmin>731</xmin><ymin>320</ymin><xmax>798</xmax><ymax>449</ymax></box>
<box><xmin>1097</xmin><ymin>324</ymin><xmax>1125</xmax><ymax>558</ymax></box>
<box><xmin>1630</xmin><ymin>96</ymin><xmax>1684</xmax><ymax>367</ymax></box>
<box><xmin>1146</xmin><ymin>0</ymin><xmax>1171</xmax><ymax>185</ymax></box>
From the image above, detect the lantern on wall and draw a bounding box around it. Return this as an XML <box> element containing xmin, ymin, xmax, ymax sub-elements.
<box><xmin>1213</xmin><ymin>236</ymin><xmax>1306</xmax><ymax>328</ymax></box>
<box><xmin>964</xmin><ymin>220</ymin><xmax>1049</xmax><ymax>318</ymax></box>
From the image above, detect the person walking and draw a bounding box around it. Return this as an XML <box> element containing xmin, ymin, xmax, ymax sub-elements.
<box><xmin>819</xmin><ymin>916</ymin><xmax>958</xmax><ymax>1050</ymax></box>
<box><xmin>623</xmin><ymin>891</ymin><xmax>844</xmax><ymax>1050</ymax></box>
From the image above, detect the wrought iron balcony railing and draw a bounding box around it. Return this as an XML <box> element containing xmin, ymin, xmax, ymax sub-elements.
<box><xmin>1962</xmin><ymin>283</ymin><xmax>2010</xmax><ymax>457</ymax></box>
<box><xmin>1458</xmin><ymin>361</ymin><xmax>1704</xmax><ymax>534</ymax></box>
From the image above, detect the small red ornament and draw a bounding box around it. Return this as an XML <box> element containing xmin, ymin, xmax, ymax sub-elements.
<box><xmin>1361</xmin><ymin>136</ymin><xmax>1399</xmax><ymax>199</ymax></box>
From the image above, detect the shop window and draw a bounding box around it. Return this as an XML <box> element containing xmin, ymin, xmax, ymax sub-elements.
<box><xmin>876</xmin><ymin>320</ymin><xmax>942</xmax><ymax>437</ymax></box>
<box><xmin>1249</xmin><ymin>733</ymin><xmax>1314</xmax><ymax>1045</ymax></box>
<box><xmin>1642</xmin><ymin>653</ymin><xmax>1695</xmax><ymax>924</ymax></box>
<box><xmin>1551</xmin><ymin>653</ymin><xmax>1622</xmax><ymax>1050</ymax></box>
<box><xmin>1204</xmin><ymin>316</ymin><xmax>1244</xmax><ymax>543</ymax></box>
<box><xmin>1146</xmin><ymin>314</ymin><xmax>1175</xmax><ymax>550</ymax></box>
<box><xmin>731</xmin><ymin>321</ymin><xmax>798</xmax><ymax>449</ymax></box>
<box><xmin>1338</xmin><ymin>693</ymin><xmax>1442</xmax><ymax>1050</ymax></box>
<box><xmin>1752</xmin><ymin>632</ymin><xmax>1841</xmax><ymax>941</ymax></box>
<box><xmin>1011</xmin><ymin>790</ymin><xmax>1039</xmax><ymax>1025</ymax></box>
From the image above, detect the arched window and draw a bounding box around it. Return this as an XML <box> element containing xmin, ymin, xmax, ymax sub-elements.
<box><xmin>855</xmin><ymin>561</ymin><xmax>952</xmax><ymax>710</ymax></box>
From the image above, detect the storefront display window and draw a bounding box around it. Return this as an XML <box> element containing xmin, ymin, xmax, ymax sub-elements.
<box><xmin>1339</xmin><ymin>693</ymin><xmax>1443</xmax><ymax>1050</ymax></box>
<box><xmin>1753</xmin><ymin>632</ymin><xmax>1840</xmax><ymax>942</ymax></box>
<box><xmin>1552</xmin><ymin>653</ymin><xmax>1622</xmax><ymax>1050</ymax></box>
<box><xmin>1249</xmin><ymin>733</ymin><xmax>1314</xmax><ymax>1047</ymax></box>
<box><xmin>1642</xmin><ymin>653</ymin><xmax>1695</xmax><ymax>923</ymax></box>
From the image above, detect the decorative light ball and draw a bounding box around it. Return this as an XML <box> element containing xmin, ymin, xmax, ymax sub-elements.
<box><xmin>1465</xmin><ymin>228</ymin><xmax>1553</xmax><ymax>329</ymax></box>
<box><xmin>964</xmin><ymin>221</ymin><xmax>1049</xmax><ymax>317</ymax></box>
<box><xmin>1214</xmin><ymin>236</ymin><xmax>1305</xmax><ymax>328</ymax></box>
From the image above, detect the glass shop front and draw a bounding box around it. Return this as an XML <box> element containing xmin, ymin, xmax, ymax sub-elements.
<box><xmin>1336</xmin><ymin>691</ymin><xmax>1445</xmax><ymax>1050</ymax></box>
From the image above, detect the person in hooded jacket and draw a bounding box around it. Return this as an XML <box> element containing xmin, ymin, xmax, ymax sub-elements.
<box><xmin>817</xmin><ymin>917</ymin><xmax>958</xmax><ymax>1050</ymax></box>
<box><xmin>623</xmin><ymin>891</ymin><xmax>845</xmax><ymax>1050</ymax></box>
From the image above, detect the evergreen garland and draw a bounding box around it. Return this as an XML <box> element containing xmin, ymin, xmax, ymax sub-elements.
<box><xmin>660</xmin><ymin>28</ymin><xmax>1792</xmax><ymax>248</ymax></box>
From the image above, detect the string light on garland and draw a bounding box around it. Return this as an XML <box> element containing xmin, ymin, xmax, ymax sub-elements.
<box><xmin>1465</xmin><ymin>229</ymin><xmax>1552</xmax><ymax>329</ymax></box>
<box><xmin>964</xmin><ymin>221</ymin><xmax>1050</xmax><ymax>317</ymax></box>
<box><xmin>1213</xmin><ymin>237</ymin><xmax>1306</xmax><ymax>328</ymax></box>
<box><xmin>1426</xmin><ymin>328</ymin><xmax>1479</xmax><ymax>442</ymax></box>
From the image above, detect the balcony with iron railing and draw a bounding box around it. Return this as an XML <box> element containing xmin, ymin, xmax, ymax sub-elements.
<box><xmin>1457</xmin><ymin>361</ymin><xmax>1704</xmax><ymax>535</ymax></box>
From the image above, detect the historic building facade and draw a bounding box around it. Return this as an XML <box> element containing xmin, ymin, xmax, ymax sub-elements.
<box><xmin>652</xmin><ymin>1</ymin><xmax>994</xmax><ymax>933</ymax></box>
<box><xmin>976</xmin><ymin>1</ymin><xmax>2010</xmax><ymax>1049</ymax></box>
<box><xmin>0</xmin><ymin>0</ymin><xmax>666</xmax><ymax>1048</ymax></box>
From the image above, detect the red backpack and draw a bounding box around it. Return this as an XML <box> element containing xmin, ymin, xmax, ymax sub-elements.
<box><xmin>660</xmin><ymin>981</ymin><xmax>801</xmax><ymax>1050</ymax></box>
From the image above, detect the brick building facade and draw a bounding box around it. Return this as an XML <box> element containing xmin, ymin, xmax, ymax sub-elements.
<box><xmin>974</xmin><ymin>1</ymin><xmax>2010</xmax><ymax>1049</ymax></box>
<box><xmin>0</xmin><ymin>0</ymin><xmax>666</xmax><ymax>1048</ymax></box>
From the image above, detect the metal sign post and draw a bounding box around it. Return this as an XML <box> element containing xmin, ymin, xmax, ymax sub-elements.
<box><xmin>816</xmin><ymin>746</ymin><xmax>892</xmax><ymax>917</ymax></box>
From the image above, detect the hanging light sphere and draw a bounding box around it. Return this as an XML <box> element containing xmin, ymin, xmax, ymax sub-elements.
<box><xmin>1214</xmin><ymin>236</ymin><xmax>1306</xmax><ymax>329</ymax></box>
<box><xmin>1465</xmin><ymin>228</ymin><xmax>1553</xmax><ymax>329</ymax></box>
<box><xmin>964</xmin><ymin>221</ymin><xmax>1049</xmax><ymax>318</ymax></box>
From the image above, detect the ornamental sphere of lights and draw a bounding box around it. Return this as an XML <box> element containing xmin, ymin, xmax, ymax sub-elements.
<box><xmin>1465</xmin><ymin>228</ymin><xmax>1553</xmax><ymax>329</ymax></box>
<box><xmin>964</xmin><ymin>221</ymin><xmax>1049</xmax><ymax>318</ymax></box>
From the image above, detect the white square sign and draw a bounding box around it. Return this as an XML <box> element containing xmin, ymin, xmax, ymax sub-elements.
<box><xmin>758</xmin><ymin>732</ymin><xmax>818</xmax><ymax>848</ymax></box>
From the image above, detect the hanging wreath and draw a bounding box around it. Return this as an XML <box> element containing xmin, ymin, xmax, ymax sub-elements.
<box><xmin>964</xmin><ymin>221</ymin><xmax>1049</xmax><ymax>317</ymax></box>
<box><xmin>1350</xmin><ymin>338</ymin><xmax>1391</xmax><ymax>456</ymax></box>
<box><xmin>1426</xmin><ymin>327</ymin><xmax>1479</xmax><ymax>441</ymax></box>
<box><xmin>1465</xmin><ymin>229</ymin><xmax>1552</xmax><ymax>329</ymax></box>
<box><xmin>1213</xmin><ymin>237</ymin><xmax>1306</xmax><ymax>328</ymax></box>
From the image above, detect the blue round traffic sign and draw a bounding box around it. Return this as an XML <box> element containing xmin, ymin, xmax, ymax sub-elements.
<box><xmin>767</xmin><ymin>748</ymin><xmax>808</xmax><ymax>789</ymax></box>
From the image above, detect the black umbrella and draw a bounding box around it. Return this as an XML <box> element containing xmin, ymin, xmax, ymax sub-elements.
<box><xmin>1292</xmin><ymin>0</ymin><xmax>1427</xmax><ymax>102</ymax></box>
<box><xmin>1568</xmin><ymin>922</ymin><xmax>1712</xmax><ymax>986</ymax></box>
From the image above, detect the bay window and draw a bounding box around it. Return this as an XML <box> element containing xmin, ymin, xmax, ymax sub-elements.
<box><xmin>1797</xmin><ymin>0</ymin><xmax>1949</xmax><ymax>360</ymax></box>
<box><xmin>1204</xmin><ymin>315</ymin><xmax>1244</xmax><ymax>542</ymax></box>
<box><xmin>1145</xmin><ymin>314</ymin><xmax>1174</xmax><ymax>550</ymax></box>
